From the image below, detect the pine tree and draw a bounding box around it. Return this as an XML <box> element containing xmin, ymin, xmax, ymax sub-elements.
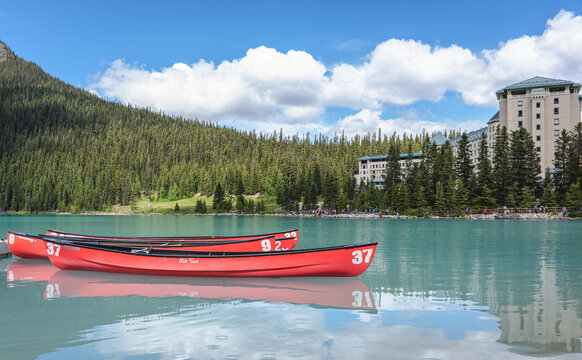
<box><xmin>493</xmin><ymin>126</ymin><xmax>511</xmax><ymax>205</ymax></box>
<box><xmin>521</xmin><ymin>187</ymin><xmax>535</xmax><ymax>208</ymax></box>
<box><xmin>213</xmin><ymin>183</ymin><xmax>224</xmax><ymax>210</ymax></box>
<box><xmin>553</xmin><ymin>129</ymin><xmax>570</xmax><ymax>204</ymax></box>
<box><xmin>384</xmin><ymin>142</ymin><xmax>401</xmax><ymax>204</ymax></box>
<box><xmin>455</xmin><ymin>133</ymin><xmax>473</xmax><ymax>189</ymax></box>
<box><xmin>434</xmin><ymin>181</ymin><xmax>446</xmax><ymax>215</ymax></box>
<box><xmin>565</xmin><ymin>182</ymin><xmax>582</xmax><ymax>215</ymax></box>
<box><xmin>540</xmin><ymin>183</ymin><xmax>557</xmax><ymax>207</ymax></box>
<box><xmin>477</xmin><ymin>132</ymin><xmax>494</xmax><ymax>194</ymax></box>
<box><xmin>455</xmin><ymin>179</ymin><xmax>469</xmax><ymax>211</ymax></box>
<box><xmin>509</xmin><ymin>127</ymin><xmax>541</xmax><ymax>193</ymax></box>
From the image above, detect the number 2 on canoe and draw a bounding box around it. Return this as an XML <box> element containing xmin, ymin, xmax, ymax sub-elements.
<box><xmin>46</xmin><ymin>242</ymin><xmax>61</xmax><ymax>256</ymax></box>
<box><xmin>351</xmin><ymin>249</ymin><xmax>373</xmax><ymax>264</ymax></box>
<box><xmin>261</xmin><ymin>239</ymin><xmax>282</xmax><ymax>251</ymax></box>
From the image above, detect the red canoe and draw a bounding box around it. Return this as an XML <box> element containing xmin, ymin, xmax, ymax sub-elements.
<box><xmin>47</xmin><ymin>228</ymin><xmax>299</xmax><ymax>242</ymax></box>
<box><xmin>6</xmin><ymin>231</ymin><xmax>298</xmax><ymax>259</ymax></box>
<box><xmin>44</xmin><ymin>271</ymin><xmax>377</xmax><ymax>311</ymax></box>
<box><xmin>44</xmin><ymin>237</ymin><xmax>378</xmax><ymax>277</ymax></box>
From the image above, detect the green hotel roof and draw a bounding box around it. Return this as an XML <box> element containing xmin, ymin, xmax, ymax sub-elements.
<box><xmin>496</xmin><ymin>76</ymin><xmax>581</xmax><ymax>94</ymax></box>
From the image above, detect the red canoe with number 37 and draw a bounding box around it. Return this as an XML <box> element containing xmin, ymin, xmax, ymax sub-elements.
<box><xmin>44</xmin><ymin>237</ymin><xmax>377</xmax><ymax>278</ymax></box>
<box><xmin>6</xmin><ymin>231</ymin><xmax>298</xmax><ymax>259</ymax></box>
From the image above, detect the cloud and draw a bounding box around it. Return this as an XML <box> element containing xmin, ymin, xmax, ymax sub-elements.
<box><xmin>336</xmin><ymin>109</ymin><xmax>484</xmax><ymax>138</ymax></box>
<box><xmin>90</xmin><ymin>10</ymin><xmax>582</xmax><ymax>136</ymax></box>
<box><xmin>91</xmin><ymin>46</ymin><xmax>328</xmax><ymax>123</ymax></box>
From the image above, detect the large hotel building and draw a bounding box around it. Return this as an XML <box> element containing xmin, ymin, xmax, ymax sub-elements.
<box><xmin>355</xmin><ymin>77</ymin><xmax>582</xmax><ymax>187</ymax></box>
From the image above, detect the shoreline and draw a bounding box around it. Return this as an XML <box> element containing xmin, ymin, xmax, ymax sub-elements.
<box><xmin>0</xmin><ymin>211</ymin><xmax>576</xmax><ymax>220</ymax></box>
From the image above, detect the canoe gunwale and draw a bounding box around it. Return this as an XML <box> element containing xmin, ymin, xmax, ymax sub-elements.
<box><xmin>44</xmin><ymin>237</ymin><xmax>378</xmax><ymax>259</ymax></box>
<box><xmin>38</xmin><ymin>234</ymin><xmax>283</xmax><ymax>247</ymax></box>
<box><xmin>45</xmin><ymin>228</ymin><xmax>300</xmax><ymax>240</ymax></box>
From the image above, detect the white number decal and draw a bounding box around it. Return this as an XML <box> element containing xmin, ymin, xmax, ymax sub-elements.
<box><xmin>46</xmin><ymin>243</ymin><xmax>61</xmax><ymax>256</ymax></box>
<box><xmin>352</xmin><ymin>249</ymin><xmax>373</xmax><ymax>264</ymax></box>
<box><xmin>362</xmin><ymin>249</ymin><xmax>373</xmax><ymax>263</ymax></box>
<box><xmin>8</xmin><ymin>234</ymin><xmax>15</xmax><ymax>244</ymax></box>
<box><xmin>352</xmin><ymin>250</ymin><xmax>363</xmax><ymax>264</ymax></box>
<box><xmin>261</xmin><ymin>239</ymin><xmax>272</xmax><ymax>251</ymax></box>
<box><xmin>284</xmin><ymin>231</ymin><xmax>297</xmax><ymax>238</ymax></box>
<box><xmin>352</xmin><ymin>291</ymin><xmax>373</xmax><ymax>307</ymax></box>
<box><xmin>275</xmin><ymin>241</ymin><xmax>281</xmax><ymax>251</ymax></box>
<box><xmin>45</xmin><ymin>284</ymin><xmax>61</xmax><ymax>299</ymax></box>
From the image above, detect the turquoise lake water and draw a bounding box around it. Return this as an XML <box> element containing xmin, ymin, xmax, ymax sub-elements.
<box><xmin>1</xmin><ymin>215</ymin><xmax>581</xmax><ymax>359</ymax></box>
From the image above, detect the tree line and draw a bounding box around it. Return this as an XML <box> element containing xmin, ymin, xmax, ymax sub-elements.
<box><xmin>346</xmin><ymin>124</ymin><xmax>582</xmax><ymax>216</ymax></box>
<box><xmin>1</xmin><ymin>41</ymin><xmax>581</xmax><ymax>216</ymax></box>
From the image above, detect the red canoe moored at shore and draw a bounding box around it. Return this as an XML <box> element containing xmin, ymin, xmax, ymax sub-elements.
<box><xmin>44</xmin><ymin>237</ymin><xmax>377</xmax><ymax>278</ymax></box>
<box><xmin>6</xmin><ymin>231</ymin><xmax>298</xmax><ymax>259</ymax></box>
<box><xmin>6</xmin><ymin>232</ymin><xmax>47</xmax><ymax>259</ymax></box>
<box><xmin>46</xmin><ymin>228</ymin><xmax>299</xmax><ymax>242</ymax></box>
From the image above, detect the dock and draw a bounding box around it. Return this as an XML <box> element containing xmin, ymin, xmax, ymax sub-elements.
<box><xmin>0</xmin><ymin>239</ymin><xmax>11</xmax><ymax>257</ymax></box>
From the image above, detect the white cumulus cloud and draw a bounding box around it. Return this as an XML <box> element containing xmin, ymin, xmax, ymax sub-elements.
<box><xmin>336</xmin><ymin>109</ymin><xmax>484</xmax><ymax>138</ymax></box>
<box><xmin>89</xmin><ymin>10</ymin><xmax>582</xmax><ymax>137</ymax></box>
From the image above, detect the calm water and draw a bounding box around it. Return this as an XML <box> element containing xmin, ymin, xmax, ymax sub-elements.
<box><xmin>1</xmin><ymin>215</ymin><xmax>582</xmax><ymax>359</ymax></box>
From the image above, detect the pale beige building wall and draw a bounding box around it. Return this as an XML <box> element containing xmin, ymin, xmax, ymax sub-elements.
<box><xmin>497</xmin><ymin>84</ymin><xmax>581</xmax><ymax>172</ymax></box>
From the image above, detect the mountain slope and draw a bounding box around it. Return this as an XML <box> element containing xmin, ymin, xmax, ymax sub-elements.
<box><xmin>1</xmin><ymin>41</ymin><xmax>424</xmax><ymax>212</ymax></box>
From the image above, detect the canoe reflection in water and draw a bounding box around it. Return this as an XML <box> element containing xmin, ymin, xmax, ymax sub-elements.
<box><xmin>44</xmin><ymin>270</ymin><xmax>377</xmax><ymax>312</ymax></box>
<box><xmin>6</xmin><ymin>258</ymin><xmax>59</xmax><ymax>286</ymax></box>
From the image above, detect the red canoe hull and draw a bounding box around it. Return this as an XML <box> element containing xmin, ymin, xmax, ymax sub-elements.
<box><xmin>45</xmin><ymin>271</ymin><xmax>377</xmax><ymax>311</ymax></box>
<box><xmin>45</xmin><ymin>239</ymin><xmax>377</xmax><ymax>278</ymax></box>
<box><xmin>6</xmin><ymin>232</ymin><xmax>47</xmax><ymax>259</ymax></box>
<box><xmin>7</xmin><ymin>232</ymin><xmax>298</xmax><ymax>259</ymax></box>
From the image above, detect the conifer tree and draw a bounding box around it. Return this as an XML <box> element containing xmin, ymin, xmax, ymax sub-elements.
<box><xmin>493</xmin><ymin>126</ymin><xmax>511</xmax><ymax>205</ymax></box>
<box><xmin>434</xmin><ymin>181</ymin><xmax>446</xmax><ymax>215</ymax></box>
<box><xmin>476</xmin><ymin>132</ymin><xmax>493</xmax><ymax>193</ymax></box>
<box><xmin>509</xmin><ymin>127</ymin><xmax>541</xmax><ymax>193</ymax></box>
<box><xmin>384</xmin><ymin>142</ymin><xmax>401</xmax><ymax>204</ymax></box>
<box><xmin>540</xmin><ymin>183</ymin><xmax>557</xmax><ymax>207</ymax></box>
<box><xmin>553</xmin><ymin>129</ymin><xmax>570</xmax><ymax>203</ymax></box>
<box><xmin>455</xmin><ymin>133</ymin><xmax>473</xmax><ymax>189</ymax></box>
<box><xmin>565</xmin><ymin>182</ymin><xmax>582</xmax><ymax>215</ymax></box>
<box><xmin>213</xmin><ymin>183</ymin><xmax>225</xmax><ymax>210</ymax></box>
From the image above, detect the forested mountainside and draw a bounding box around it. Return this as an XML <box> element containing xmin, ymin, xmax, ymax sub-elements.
<box><xmin>0</xmin><ymin>41</ymin><xmax>428</xmax><ymax>212</ymax></box>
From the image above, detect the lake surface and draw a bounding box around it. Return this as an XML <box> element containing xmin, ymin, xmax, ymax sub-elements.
<box><xmin>1</xmin><ymin>215</ymin><xmax>582</xmax><ymax>359</ymax></box>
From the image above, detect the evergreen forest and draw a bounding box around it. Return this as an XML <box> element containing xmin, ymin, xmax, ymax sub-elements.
<box><xmin>1</xmin><ymin>41</ymin><xmax>581</xmax><ymax>216</ymax></box>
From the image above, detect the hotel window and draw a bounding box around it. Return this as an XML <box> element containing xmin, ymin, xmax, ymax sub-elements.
<box><xmin>554</xmin><ymin>118</ymin><xmax>559</xmax><ymax>125</ymax></box>
<box><xmin>518</xmin><ymin>110</ymin><xmax>523</xmax><ymax>117</ymax></box>
<box><xmin>536</xmin><ymin>113</ymin><xmax>541</xmax><ymax>119</ymax></box>
<box><xmin>518</xmin><ymin>121</ymin><xmax>523</xmax><ymax>128</ymax></box>
<box><xmin>554</xmin><ymin>98</ymin><xmax>559</xmax><ymax>104</ymax></box>
<box><xmin>536</xmin><ymin>147</ymin><xmax>541</xmax><ymax>152</ymax></box>
<box><xmin>554</xmin><ymin>141</ymin><xmax>559</xmax><ymax>148</ymax></box>
<box><xmin>536</xmin><ymin>136</ymin><xmax>541</xmax><ymax>141</ymax></box>
<box><xmin>536</xmin><ymin>124</ymin><xmax>541</xmax><ymax>130</ymax></box>
<box><xmin>554</xmin><ymin>107</ymin><xmax>559</xmax><ymax>114</ymax></box>
<box><xmin>536</xmin><ymin>102</ymin><xmax>540</xmax><ymax>108</ymax></box>
<box><xmin>554</xmin><ymin>130</ymin><xmax>559</xmax><ymax>137</ymax></box>
<box><xmin>518</xmin><ymin>100</ymin><xmax>523</xmax><ymax>106</ymax></box>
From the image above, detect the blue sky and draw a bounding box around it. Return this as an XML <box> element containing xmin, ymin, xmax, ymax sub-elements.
<box><xmin>2</xmin><ymin>1</ymin><xmax>582</xmax><ymax>137</ymax></box>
